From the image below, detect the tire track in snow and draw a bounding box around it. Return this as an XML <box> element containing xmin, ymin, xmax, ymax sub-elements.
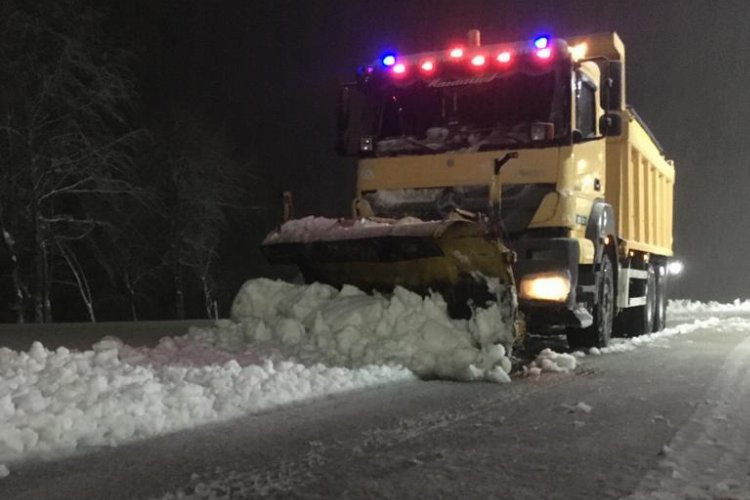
<box><xmin>625</xmin><ymin>334</ymin><xmax>750</xmax><ymax>500</ymax></box>
<box><xmin>154</xmin><ymin>376</ymin><xmax>573</xmax><ymax>499</ymax></box>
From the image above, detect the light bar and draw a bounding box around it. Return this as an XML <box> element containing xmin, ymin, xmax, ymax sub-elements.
<box><xmin>372</xmin><ymin>35</ymin><xmax>563</xmax><ymax>77</ymax></box>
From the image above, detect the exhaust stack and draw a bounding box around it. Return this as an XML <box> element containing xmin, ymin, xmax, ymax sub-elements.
<box><xmin>467</xmin><ymin>29</ymin><xmax>481</xmax><ymax>47</ymax></box>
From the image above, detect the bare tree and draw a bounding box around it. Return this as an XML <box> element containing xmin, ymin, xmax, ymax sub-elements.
<box><xmin>152</xmin><ymin>109</ymin><xmax>252</xmax><ymax>319</ymax></box>
<box><xmin>0</xmin><ymin>0</ymin><xmax>147</xmax><ymax>322</ymax></box>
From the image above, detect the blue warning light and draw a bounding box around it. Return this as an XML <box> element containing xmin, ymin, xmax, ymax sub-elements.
<box><xmin>381</xmin><ymin>53</ymin><xmax>397</xmax><ymax>67</ymax></box>
<box><xmin>534</xmin><ymin>36</ymin><xmax>550</xmax><ymax>49</ymax></box>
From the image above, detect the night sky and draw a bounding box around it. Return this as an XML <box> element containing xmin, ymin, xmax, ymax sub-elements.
<box><xmin>125</xmin><ymin>0</ymin><xmax>750</xmax><ymax>302</ymax></box>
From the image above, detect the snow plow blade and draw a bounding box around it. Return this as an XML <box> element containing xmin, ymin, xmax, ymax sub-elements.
<box><xmin>261</xmin><ymin>215</ymin><xmax>517</xmax><ymax>317</ymax></box>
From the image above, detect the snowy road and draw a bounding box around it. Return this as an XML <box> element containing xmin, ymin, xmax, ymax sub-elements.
<box><xmin>3</xmin><ymin>310</ymin><xmax>750</xmax><ymax>499</ymax></box>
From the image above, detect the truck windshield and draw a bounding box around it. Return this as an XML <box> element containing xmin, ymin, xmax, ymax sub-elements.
<box><xmin>366</xmin><ymin>69</ymin><xmax>569</xmax><ymax>155</ymax></box>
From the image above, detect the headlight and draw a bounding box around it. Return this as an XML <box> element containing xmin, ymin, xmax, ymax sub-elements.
<box><xmin>519</xmin><ymin>272</ymin><xmax>571</xmax><ymax>302</ymax></box>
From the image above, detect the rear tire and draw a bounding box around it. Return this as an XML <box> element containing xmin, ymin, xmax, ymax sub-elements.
<box><xmin>567</xmin><ymin>254</ymin><xmax>614</xmax><ymax>350</ymax></box>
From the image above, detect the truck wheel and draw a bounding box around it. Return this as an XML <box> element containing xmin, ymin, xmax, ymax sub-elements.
<box><xmin>615</xmin><ymin>264</ymin><xmax>656</xmax><ymax>336</ymax></box>
<box><xmin>567</xmin><ymin>254</ymin><xmax>614</xmax><ymax>350</ymax></box>
<box><xmin>653</xmin><ymin>265</ymin><xmax>667</xmax><ymax>332</ymax></box>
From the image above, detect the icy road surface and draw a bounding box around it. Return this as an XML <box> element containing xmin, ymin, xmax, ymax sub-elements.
<box><xmin>2</xmin><ymin>300</ymin><xmax>750</xmax><ymax>499</ymax></box>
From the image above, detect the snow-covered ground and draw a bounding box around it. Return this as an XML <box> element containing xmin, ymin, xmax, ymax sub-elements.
<box><xmin>1</xmin><ymin>279</ymin><xmax>749</xmax><ymax>481</ymax></box>
<box><xmin>0</xmin><ymin>278</ymin><xmax>514</xmax><ymax>477</ymax></box>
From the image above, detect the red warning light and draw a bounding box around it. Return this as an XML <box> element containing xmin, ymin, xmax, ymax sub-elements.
<box><xmin>497</xmin><ymin>51</ymin><xmax>512</xmax><ymax>64</ymax></box>
<box><xmin>420</xmin><ymin>60</ymin><xmax>435</xmax><ymax>73</ymax></box>
<box><xmin>470</xmin><ymin>55</ymin><xmax>487</xmax><ymax>67</ymax></box>
<box><xmin>392</xmin><ymin>63</ymin><xmax>407</xmax><ymax>74</ymax></box>
<box><xmin>536</xmin><ymin>48</ymin><xmax>552</xmax><ymax>60</ymax></box>
<box><xmin>449</xmin><ymin>47</ymin><xmax>464</xmax><ymax>58</ymax></box>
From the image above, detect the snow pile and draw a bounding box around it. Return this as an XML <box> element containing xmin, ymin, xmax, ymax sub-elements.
<box><xmin>583</xmin><ymin>316</ymin><xmax>750</xmax><ymax>357</ymax></box>
<box><xmin>668</xmin><ymin>298</ymin><xmax>750</xmax><ymax>318</ymax></box>
<box><xmin>0</xmin><ymin>278</ymin><xmax>516</xmax><ymax>476</ymax></box>
<box><xmin>0</xmin><ymin>337</ymin><xmax>411</xmax><ymax>476</ymax></box>
<box><xmin>214</xmin><ymin>278</ymin><xmax>515</xmax><ymax>383</ymax></box>
<box><xmin>262</xmin><ymin>215</ymin><xmax>438</xmax><ymax>244</ymax></box>
<box><xmin>526</xmin><ymin>307</ymin><xmax>750</xmax><ymax>375</ymax></box>
<box><xmin>524</xmin><ymin>348</ymin><xmax>577</xmax><ymax>376</ymax></box>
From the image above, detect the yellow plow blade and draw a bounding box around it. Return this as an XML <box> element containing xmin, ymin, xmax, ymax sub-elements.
<box><xmin>261</xmin><ymin>216</ymin><xmax>517</xmax><ymax>318</ymax></box>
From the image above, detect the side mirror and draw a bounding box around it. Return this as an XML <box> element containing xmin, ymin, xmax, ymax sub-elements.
<box><xmin>600</xmin><ymin>61</ymin><xmax>623</xmax><ymax>112</ymax></box>
<box><xmin>335</xmin><ymin>84</ymin><xmax>354</xmax><ymax>155</ymax></box>
<box><xmin>335</xmin><ymin>83</ymin><xmax>369</xmax><ymax>156</ymax></box>
<box><xmin>599</xmin><ymin>112</ymin><xmax>623</xmax><ymax>137</ymax></box>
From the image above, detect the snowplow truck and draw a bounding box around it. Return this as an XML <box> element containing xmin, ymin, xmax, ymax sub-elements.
<box><xmin>262</xmin><ymin>31</ymin><xmax>675</xmax><ymax>349</ymax></box>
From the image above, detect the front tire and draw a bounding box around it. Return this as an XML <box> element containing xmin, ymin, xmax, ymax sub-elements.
<box><xmin>567</xmin><ymin>254</ymin><xmax>615</xmax><ymax>350</ymax></box>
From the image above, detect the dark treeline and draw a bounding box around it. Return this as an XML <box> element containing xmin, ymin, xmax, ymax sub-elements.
<box><xmin>0</xmin><ymin>0</ymin><xmax>273</xmax><ymax>323</ymax></box>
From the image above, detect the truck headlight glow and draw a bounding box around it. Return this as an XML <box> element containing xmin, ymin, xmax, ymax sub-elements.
<box><xmin>519</xmin><ymin>272</ymin><xmax>571</xmax><ymax>302</ymax></box>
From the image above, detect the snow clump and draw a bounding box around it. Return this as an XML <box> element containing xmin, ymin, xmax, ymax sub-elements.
<box><xmin>524</xmin><ymin>348</ymin><xmax>577</xmax><ymax>376</ymax></box>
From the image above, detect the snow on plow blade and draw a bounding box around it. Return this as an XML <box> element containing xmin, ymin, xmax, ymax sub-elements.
<box><xmin>261</xmin><ymin>215</ymin><xmax>516</xmax><ymax>312</ymax></box>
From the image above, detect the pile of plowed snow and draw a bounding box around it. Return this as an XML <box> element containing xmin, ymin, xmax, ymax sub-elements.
<box><xmin>668</xmin><ymin>299</ymin><xmax>750</xmax><ymax>318</ymax></box>
<box><xmin>0</xmin><ymin>278</ymin><xmax>516</xmax><ymax>477</ymax></box>
<box><xmin>0</xmin><ymin>337</ymin><xmax>410</xmax><ymax>477</ymax></box>
<box><xmin>217</xmin><ymin>278</ymin><xmax>515</xmax><ymax>382</ymax></box>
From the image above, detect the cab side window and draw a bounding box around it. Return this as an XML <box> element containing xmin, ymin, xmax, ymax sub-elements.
<box><xmin>575</xmin><ymin>73</ymin><xmax>597</xmax><ymax>139</ymax></box>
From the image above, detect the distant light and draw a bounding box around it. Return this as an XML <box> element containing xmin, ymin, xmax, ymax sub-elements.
<box><xmin>381</xmin><ymin>54</ymin><xmax>396</xmax><ymax>67</ymax></box>
<box><xmin>392</xmin><ymin>63</ymin><xmax>407</xmax><ymax>74</ymax></box>
<box><xmin>497</xmin><ymin>51</ymin><xmax>512</xmax><ymax>64</ymax></box>
<box><xmin>449</xmin><ymin>47</ymin><xmax>464</xmax><ymax>58</ymax></box>
<box><xmin>536</xmin><ymin>47</ymin><xmax>552</xmax><ymax>59</ymax></box>
<box><xmin>470</xmin><ymin>54</ymin><xmax>486</xmax><ymax>66</ymax></box>
<box><xmin>534</xmin><ymin>36</ymin><xmax>550</xmax><ymax>49</ymax></box>
<box><xmin>420</xmin><ymin>60</ymin><xmax>435</xmax><ymax>72</ymax></box>
<box><xmin>668</xmin><ymin>260</ymin><xmax>684</xmax><ymax>276</ymax></box>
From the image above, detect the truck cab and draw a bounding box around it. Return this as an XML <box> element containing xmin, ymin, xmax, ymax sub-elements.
<box><xmin>335</xmin><ymin>32</ymin><xmax>675</xmax><ymax>348</ymax></box>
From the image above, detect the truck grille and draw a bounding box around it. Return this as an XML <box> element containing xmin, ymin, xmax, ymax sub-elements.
<box><xmin>363</xmin><ymin>183</ymin><xmax>555</xmax><ymax>234</ymax></box>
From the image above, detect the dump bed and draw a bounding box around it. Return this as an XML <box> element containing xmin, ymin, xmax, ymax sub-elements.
<box><xmin>604</xmin><ymin>108</ymin><xmax>674</xmax><ymax>257</ymax></box>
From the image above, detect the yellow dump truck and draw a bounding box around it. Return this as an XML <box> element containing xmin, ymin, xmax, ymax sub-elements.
<box><xmin>262</xmin><ymin>31</ymin><xmax>675</xmax><ymax>350</ymax></box>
